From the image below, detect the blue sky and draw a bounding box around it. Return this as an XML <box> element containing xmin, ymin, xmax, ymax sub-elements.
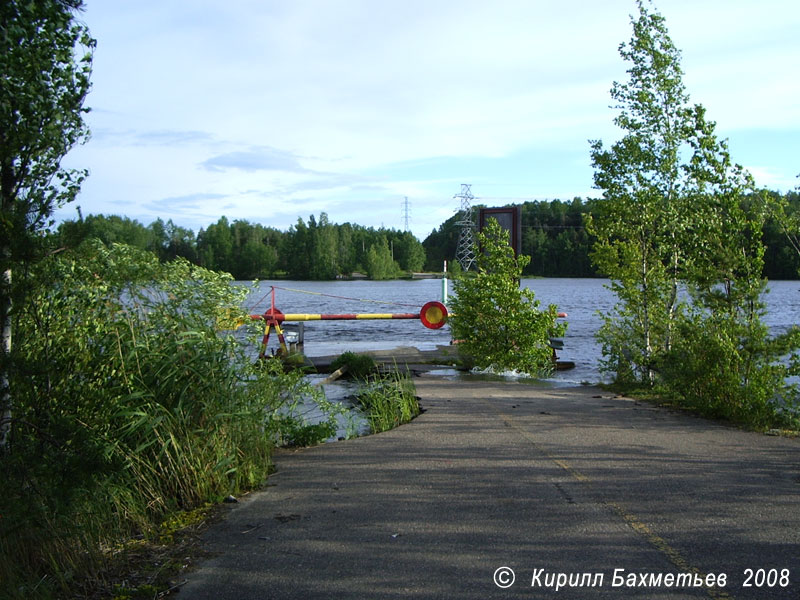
<box><xmin>60</xmin><ymin>0</ymin><xmax>800</xmax><ymax>241</ymax></box>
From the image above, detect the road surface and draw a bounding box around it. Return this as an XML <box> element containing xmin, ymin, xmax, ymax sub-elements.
<box><xmin>180</xmin><ymin>376</ymin><xmax>799</xmax><ymax>599</ymax></box>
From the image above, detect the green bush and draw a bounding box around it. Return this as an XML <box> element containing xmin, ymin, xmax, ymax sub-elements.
<box><xmin>0</xmin><ymin>241</ymin><xmax>326</xmax><ymax>597</ymax></box>
<box><xmin>658</xmin><ymin>313</ymin><xmax>800</xmax><ymax>430</ymax></box>
<box><xmin>330</xmin><ymin>351</ymin><xmax>377</xmax><ymax>378</ymax></box>
<box><xmin>450</xmin><ymin>219</ymin><xmax>566</xmax><ymax>376</ymax></box>
<box><xmin>277</xmin><ymin>416</ymin><xmax>338</xmax><ymax>447</ymax></box>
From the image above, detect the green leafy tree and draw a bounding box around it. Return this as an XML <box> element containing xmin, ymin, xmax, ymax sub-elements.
<box><xmin>337</xmin><ymin>224</ymin><xmax>356</xmax><ymax>275</ymax></box>
<box><xmin>2</xmin><ymin>241</ymin><xmax>345</xmax><ymax>593</ymax></box>
<box><xmin>162</xmin><ymin>218</ymin><xmax>197</xmax><ymax>263</ymax></box>
<box><xmin>761</xmin><ymin>189</ymin><xmax>800</xmax><ymax>279</ymax></box>
<box><xmin>586</xmin><ymin>0</ymin><xmax>693</xmax><ymax>383</ymax></box>
<box><xmin>588</xmin><ymin>1</ymin><xmax>798</xmax><ymax>427</ymax></box>
<box><xmin>449</xmin><ymin>219</ymin><xmax>566</xmax><ymax>376</ymax></box>
<box><xmin>656</xmin><ymin>106</ymin><xmax>800</xmax><ymax>426</ymax></box>
<box><xmin>228</xmin><ymin>219</ymin><xmax>274</xmax><ymax>279</ymax></box>
<box><xmin>681</xmin><ymin>105</ymin><xmax>766</xmax><ymax>315</ymax></box>
<box><xmin>1</xmin><ymin>0</ymin><xmax>94</xmax><ymax>448</ymax></box>
<box><xmin>422</xmin><ymin>213</ymin><xmax>461</xmax><ymax>272</ymax></box>
<box><xmin>423</xmin><ymin>199</ymin><xmax>598</xmax><ymax>278</ymax></box>
<box><xmin>146</xmin><ymin>216</ymin><xmax>169</xmax><ymax>255</ymax></box>
<box><xmin>365</xmin><ymin>236</ymin><xmax>399</xmax><ymax>280</ymax></box>
<box><xmin>282</xmin><ymin>217</ymin><xmax>311</xmax><ymax>279</ymax></box>
<box><xmin>237</xmin><ymin>239</ymin><xmax>276</xmax><ymax>279</ymax></box>
<box><xmin>69</xmin><ymin>213</ymin><xmax>151</xmax><ymax>247</ymax></box>
<box><xmin>197</xmin><ymin>216</ymin><xmax>234</xmax><ymax>274</ymax></box>
<box><xmin>392</xmin><ymin>231</ymin><xmax>426</xmax><ymax>272</ymax></box>
<box><xmin>309</xmin><ymin>212</ymin><xmax>338</xmax><ymax>280</ymax></box>
<box><xmin>764</xmin><ymin>186</ymin><xmax>800</xmax><ymax>278</ymax></box>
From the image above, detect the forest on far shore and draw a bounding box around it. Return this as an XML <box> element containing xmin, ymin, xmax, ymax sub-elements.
<box><xmin>54</xmin><ymin>190</ymin><xmax>800</xmax><ymax>280</ymax></box>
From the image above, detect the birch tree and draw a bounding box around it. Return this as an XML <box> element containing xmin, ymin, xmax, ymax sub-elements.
<box><xmin>586</xmin><ymin>0</ymin><xmax>694</xmax><ymax>383</ymax></box>
<box><xmin>589</xmin><ymin>1</ymin><xmax>796</xmax><ymax>427</ymax></box>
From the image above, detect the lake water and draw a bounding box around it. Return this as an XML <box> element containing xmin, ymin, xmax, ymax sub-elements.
<box><xmin>243</xmin><ymin>278</ymin><xmax>800</xmax><ymax>386</ymax></box>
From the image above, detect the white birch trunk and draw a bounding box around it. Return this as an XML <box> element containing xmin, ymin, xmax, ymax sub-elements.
<box><xmin>0</xmin><ymin>268</ymin><xmax>11</xmax><ymax>450</ymax></box>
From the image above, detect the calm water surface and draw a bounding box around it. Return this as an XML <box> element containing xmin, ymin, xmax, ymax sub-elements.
<box><xmin>243</xmin><ymin>278</ymin><xmax>800</xmax><ymax>385</ymax></box>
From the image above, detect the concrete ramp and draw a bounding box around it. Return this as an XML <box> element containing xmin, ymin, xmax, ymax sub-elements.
<box><xmin>180</xmin><ymin>377</ymin><xmax>800</xmax><ymax>599</ymax></box>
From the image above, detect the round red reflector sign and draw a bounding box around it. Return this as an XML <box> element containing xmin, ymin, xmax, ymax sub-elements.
<box><xmin>420</xmin><ymin>301</ymin><xmax>448</xmax><ymax>329</ymax></box>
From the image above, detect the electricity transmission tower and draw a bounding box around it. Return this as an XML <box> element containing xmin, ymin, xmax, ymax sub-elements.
<box><xmin>402</xmin><ymin>196</ymin><xmax>411</xmax><ymax>232</ymax></box>
<box><xmin>455</xmin><ymin>184</ymin><xmax>476</xmax><ymax>271</ymax></box>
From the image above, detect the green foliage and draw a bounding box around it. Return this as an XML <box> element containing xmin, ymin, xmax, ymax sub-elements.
<box><xmin>197</xmin><ymin>215</ymin><xmax>234</xmax><ymax>274</ymax></box>
<box><xmin>422</xmin><ymin>212</ymin><xmax>462</xmax><ymax>272</ymax></box>
<box><xmin>148</xmin><ymin>217</ymin><xmax>199</xmax><ymax>263</ymax></box>
<box><xmin>449</xmin><ymin>219</ymin><xmax>566</xmax><ymax>377</ymax></box>
<box><xmin>657</xmin><ymin>314</ymin><xmax>800</xmax><ymax>430</ymax></box>
<box><xmin>365</xmin><ymin>235</ymin><xmax>401</xmax><ymax>280</ymax></box>
<box><xmin>1</xmin><ymin>0</ymin><xmax>95</xmax><ymax>453</ymax></box>
<box><xmin>0</xmin><ymin>241</ymin><xmax>343</xmax><ymax>597</ymax></box>
<box><xmin>309</xmin><ymin>213</ymin><xmax>339</xmax><ymax>280</ymax></box>
<box><xmin>276</xmin><ymin>213</ymin><xmax>423</xmax><ymax>280</ymax></box>
<box><xmin>587</xmin><ymin>0</ymin><xmax>694</xmax><ymax>383</ymax></box>
<box><xmin>422</xmin><ymin>198</ymin><xmax>597</xmax><ymax>276</ymax></box>
<box><xmin>330</xmin><ymin>351</ymin><xmax>377</xmax><ymax>378</ymax></box>
<box><xmin>52</xmin><ymin>196</ymin><xmax>800</xmax><ymax>282</ymax></box>
<box><xmin>762</xmin><ymin>189</ymin><xmax>800</xmax><ymax>279</ymax></box>
<box><xmin>58</xmin><ymin>213</ymin><xmax>150</xmax><ymax>250</ymax></box>
<box><xmin>393</xmin><ymin>231</ymin><xmax>426</xmax><ymax>273</ymax></box>
<box><xmin>277</xmin><ymin>416</ymin><xmax>338</xmax><ymax>447</ymax></box>
<box><xmin>520</xmin><ymin>198</ymin><xmax>596</xmax><ymax>276</ymax></box>
<box><xmin>58</xmin><ymin>211</ymin><xmax>428</xmax><ymax>281</ymax></box>
<box><xmin>0</xmin><ymin>0</ymin><xmax>94</xmax><ymax>262</ymax></box>
<box><xmin>588</xmin><ymin>0</ymin><xmax>800</xmax><ymax>428</ymax></box>
<box><xmin>356</xmin><ymin>368</ymin><xmax>420</xmax><ymax>433</ymax></box>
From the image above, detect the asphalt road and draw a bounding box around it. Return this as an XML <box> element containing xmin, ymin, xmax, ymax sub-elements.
<box><xmin>179</xmin><ymin>377</ymin><xmax>799</xmax><ymax>599</ymax></box>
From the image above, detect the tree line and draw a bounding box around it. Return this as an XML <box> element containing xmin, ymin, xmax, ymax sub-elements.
<box><xmin>56</xmin><ymin>211</ymin><xmax>426</xmax><ymax>280</ymax></box>
<box><xmin>55</xmin><ymin>190</ymin><xmax>800</xmax><ymax>280</ymax></box>
<box><xmin>422</xmin><ymin>197</ymin><xmax>596</xmax><ymax>276</ymax></box>
<box><xmin>422</xmin><ymin>192</ymin><xmax>800</xmax><ymax>279</ymax></box>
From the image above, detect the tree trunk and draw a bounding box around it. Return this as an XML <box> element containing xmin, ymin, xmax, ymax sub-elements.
<box><xmin>0</xmin><ymin>268</ymin><xmax>11</xmax><ymax>450</ymax></box>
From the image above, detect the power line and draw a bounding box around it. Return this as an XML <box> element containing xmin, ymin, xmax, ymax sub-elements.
<box><xmin>523</xmin><ymin>224</ymin><xmax>586</xmax><ymax>230</ymax></box>
<box><xmin>474</xmin><ymin>196</ymin><xmax>537</xmax><ymax>202</ymax></box>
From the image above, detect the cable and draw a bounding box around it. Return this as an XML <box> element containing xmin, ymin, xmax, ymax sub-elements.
<box><xmin>267</xmin><ymin>285</ymin><xmax>421</xmax><ymax>308</ymax></box>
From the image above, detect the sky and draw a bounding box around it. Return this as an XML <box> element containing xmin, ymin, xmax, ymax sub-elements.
<box><xmin>59</xmin><ymin>0</ymin><xmax>800</xmax><ymax>241</ymax></box>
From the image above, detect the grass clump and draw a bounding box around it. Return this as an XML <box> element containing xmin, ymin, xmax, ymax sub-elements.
<box><xmin>356</xmin><ymin>368</ymin><xmax>420</xmax><ymax>433</ymax></box>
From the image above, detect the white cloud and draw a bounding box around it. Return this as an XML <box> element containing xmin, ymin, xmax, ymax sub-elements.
<box><xmin>746</xmin><ymin>166</ymin><xmax>798</xmax><ymax>191</ymax></box>
<box><xmin>200</xmin><ymin>147</ymin><xmax>309</xmax><ymax>173</ymax></box>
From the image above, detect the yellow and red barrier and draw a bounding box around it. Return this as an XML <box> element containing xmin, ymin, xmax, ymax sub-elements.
<box><xmin>251</xmin><ymin>301</ymin><xmax>448</xmax><ymax>358</ymax></box>
<box><xmin>247</xmin><ymin>285</ymin><xmax>566</xmax><ymax>359</ymax></box>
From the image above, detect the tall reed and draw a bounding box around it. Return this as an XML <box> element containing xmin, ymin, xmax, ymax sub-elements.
<box><xmin>0</xmin><ymin>241</ymin><xmax>299</xmax><ymax>598</ymax></box>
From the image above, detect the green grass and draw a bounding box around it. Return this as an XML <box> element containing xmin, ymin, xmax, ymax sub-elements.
<box><xmin>355</xmin><ymin>367</ymin><xmax>420</xmax><ymax>433</ymax></box>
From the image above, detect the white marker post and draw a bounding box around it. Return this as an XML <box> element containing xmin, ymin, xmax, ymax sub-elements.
<box><xmin>442</xmin><ymin>260</ymin><xmax>448</xmax><ymax>305</ymax></box>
